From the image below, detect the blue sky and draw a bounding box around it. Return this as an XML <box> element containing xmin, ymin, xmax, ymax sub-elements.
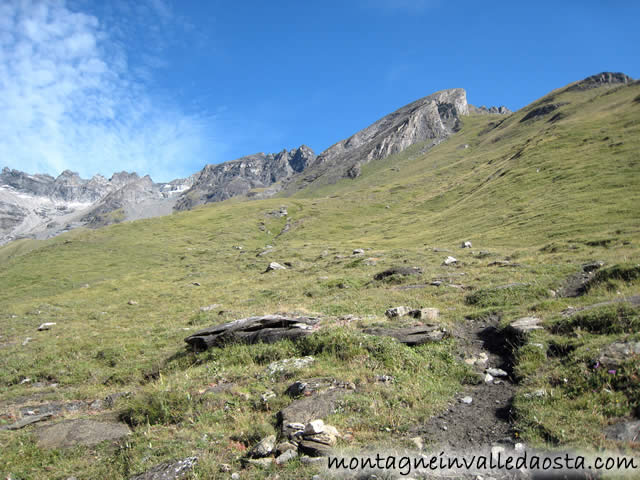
<box><xmin>1</xmin><ymin>0</ymin><xmax>638</xmax><ymax>182</ymax></box>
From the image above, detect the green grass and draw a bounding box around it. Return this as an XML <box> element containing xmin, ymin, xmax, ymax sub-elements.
<box><xmin>1</xmin><ymin>79</ymin><xmax>639</xmax><ymax>478</ymax></box>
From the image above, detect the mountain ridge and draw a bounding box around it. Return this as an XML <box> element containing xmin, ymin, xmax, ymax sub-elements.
<box><xmin>0</xmin><ymin>71</ymin><xmax>632</xmax><ymax>245</ymax></box>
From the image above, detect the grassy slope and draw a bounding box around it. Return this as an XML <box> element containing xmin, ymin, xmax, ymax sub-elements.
<box><xmin>0</xmin><ymin>80</ymin><xmax>639</xmax><ymax>479</ymax></box>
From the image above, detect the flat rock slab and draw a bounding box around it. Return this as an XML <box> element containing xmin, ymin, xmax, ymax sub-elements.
<box><xmin>605</xmin><ymin>420</ymin><xmax>640</xmax><ymax>443</ymax></box>
<box><xmin>506</xmin><ymin>316</ymin><xmax>543</xmax><ymax>337</ymax></box>
<box><xmin>36</xmin><ymin>418</ymin><xmax>130</xmax><ymax>448</ymax></box>
<box><xmin>1</xmin><ymin>412</ymin><xmax>53</xmax><ymax>431</ymax></box>
<box><xmin>129</xmin><ymin>457</ymin><xmax>198</xmax><ymax>480</ymax></box>
<box><xmin>278</xmin><ymin>389</ymin><xmax>351</xmax><ymax>439</ymax></box>
<box><xmin>362</xmin><ymin>325</ymin><xmax>446</xmax><ymax>346</ymax></box>
<box><xmin>184</xmin><ymin>315</ymin><xmax>319</xmax><ymax>351</ymax></box>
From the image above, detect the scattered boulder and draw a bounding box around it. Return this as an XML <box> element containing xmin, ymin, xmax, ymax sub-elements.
<box><xmin>385</xmin><ymin>306</ymin><xmax>439</xmax><ymax>321</ymax></box>
<box><xmin>128</xmin><ymin>300</ymin><xmax>138</xmax><ymax>306</ymax></box>
<box><xmin>37</xmin><ymin>322</ymin><xmax>56</xmax><ymax>331</ymax></box>
<box><xmin>184</xmin><ymin>315</ymin><xmax>319</xmax><ymax>351</ymax></box>
<box><xmin>36</xmin><ymin>419</ymin><xmax>130</xmax><ymax>448</ymax></box>
<box><xmin>275</xmin><ymin>448</ymin><xmax>298</xmax><ymax>465</ymax></box>
<box><xmin>461</xmin><ymin>241</ymin><xmax>472</xmax><ymax>248</ymax></box>
<box><xmin>442</xmin><ymin>256</ymin><xmax>458</xmax><ymax>266</ymax></box>
<box><xmin>604</xmin><ymin>420</ymin><xmax>640</xmax><ymax>443</ymax></box>
<box><xmin>460</xmin><ymin>396</ymin><xmax>473</xmax><ymax>404</ymax></box>
<box><xmin>598</xmin><ymin>341</ymin><xmax>640</xmax><ymax>369</ymax></box>
<box><xmin>486</xmin><ymin>368</ymin><xmax>508</xmax><ymax>377</ymax></box>
<box><xmin>248</xmin><ymin>435</ymin><xmax>276</xmax><ymax>458</ymax></box>
<box><xmin>363</xmin><ymin>325</ymin><xmax>447</xmax><ymax>346</ymax></box>
<box><xmin>128</xmin><ymin>457</ymin><xmax>198</xmax><ymax>480</ymax></box>
<box><xmin>385</xmin><ymin>306</ymin><xmax>412</xmax><ymax>318</ymax></box>
<box><xmin>265</xmin><ymin>262</ymin><xmax>286</xmax><ymax>272</ymax></box>
<box><xmin>374</xmin><ymin>266</ymin><xmax>422</xmax><ymax>281</ymax></box>
<box><xmin>352</xmin><ymin>248</ymin><xmax>365</xmax><ymax>256</ymax></box>
<box><xmin>266</xmin><ymin>356</ymin><xmax>315</xmax><ymax>376</ymax></box>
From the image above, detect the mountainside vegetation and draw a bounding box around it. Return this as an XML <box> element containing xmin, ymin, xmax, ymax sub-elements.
<box><xmin>1</xmin><ymin>75</ymin><xmax>639</xmax><ymax>479</ymax></box>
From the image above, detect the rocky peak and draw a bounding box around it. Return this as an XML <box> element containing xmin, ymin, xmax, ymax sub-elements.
<box><xmin>174</xmin><ymin>145</ymin><xmax>316</xmax><ymax>210</ymax></box>
<box><xmin>567</xmin><ymin>72</ymin><xmax>634</xmax><ymax>92</ymax></box>
<box><xmin>286</xmin><ymin>88</ymin><xmax>469</xmax><ymax>188</ymax></box>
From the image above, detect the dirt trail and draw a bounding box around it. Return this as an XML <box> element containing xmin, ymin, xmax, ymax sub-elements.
<box><xmin>413</xmin><ymin>315</ymin><xmax>516</xmax><ymax>450</ymax></box>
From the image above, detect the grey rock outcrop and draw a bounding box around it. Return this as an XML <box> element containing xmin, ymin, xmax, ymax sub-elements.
<box><xmin>566</xmin><ymin>72</ymin><xmax>634</xmax><ymax>92</ymax></box>
<box><xmin>469</xmin><ymin>105</ymin><xmax>512</xmax><ymax>115</ymax></box>
<box><xmin>286</xmin><ymin>89</ymin><xmax>469</xmax><ymax>189</ymax></box>
<box><xmin>174</xmin><ymin>146</ymin><xmax>315</xmax><ymax>210</ymax></box>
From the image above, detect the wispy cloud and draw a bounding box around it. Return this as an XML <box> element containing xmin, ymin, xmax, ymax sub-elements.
<box><xmin>0</xmin><ymin>0</ymin><xmax>219</xmax><ymax>182</ymax></box>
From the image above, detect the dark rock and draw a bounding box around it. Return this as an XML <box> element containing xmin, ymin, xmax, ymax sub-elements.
<box><xmin>520</xmin><ymin>103</ymin><xmax>568</xmax><ymax>123</ymax></box>
<box><xmin>36</xmin><ymin>419</ymin><xmax>130</xmax><ymax>448</ymax></box>
<box><xmin>373</xmin><ymin>266</ymin><xmax>422</xmax><ymax>281</ymax></box>
<box><xmin>184</xmin><ymin>315</ymin><xmax>319</xmax><ymax>351</ymax></box>
<box><xmin>129</xmin><ymin>457</ymin><xmax>198</xmax><ymax>480</ymax></box>
<box><xmin>298</xmin><ymin>439</ymin><xmax>334</xmax><ymax>457</ymax></box>
<box><xmin>582</xmin><ymin>261</ymin><xmax>605</xmax><ymax>273</ymax></box>
<box><xmin>363</xmin><ymin>325</ymin><xmax>447</xmax><ymax>346</ymax></box>
<box><xmin>604</xmin><ymin>420</ymin><xmax>640</xmax><ymax>442</ymax></box>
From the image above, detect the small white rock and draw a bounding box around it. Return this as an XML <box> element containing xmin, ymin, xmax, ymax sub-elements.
<box><xmin>460</xmin><ymin>396</ymin><xmax>473</xmax><ymax>404</ymax></box>
<box><xmin>486</xmin><ymin>367</ymin><xmax>508</xmax><ymax>377</ymax></box>
<box><xmin>304</xmin><ymin>419</ymin><xmax>325</xmax><ymax>435</ymax></box>
<box><xmin>37</xmin><ymin>322</ymin><xmax>56</xmax><ymax>331</ymax></box>
<box><xmin>443</xmin><ymin>256</ymin><xmax>458</xmax><ymax>265</ymax></box>
<box><xmin>484</xmin><ymin>373</ymin><xmax>494</xmax><ymax>383</ymax></box>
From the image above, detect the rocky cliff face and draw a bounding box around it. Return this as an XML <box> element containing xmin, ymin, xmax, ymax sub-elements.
<box><xmin>283</xmin><ymin>89</ymin><xmax>471</xmax><ymax>189</ymax></box>
<box><xmin>174</xmin><ymin>145</ymin><xmax>315</xmax><ymax>211</ymax></box>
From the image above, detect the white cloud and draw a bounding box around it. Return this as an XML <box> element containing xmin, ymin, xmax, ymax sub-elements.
<box><xmin>0</xmin><ymin>0</ymin><xmax>219</xmax><ymax>182</ymax></box>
